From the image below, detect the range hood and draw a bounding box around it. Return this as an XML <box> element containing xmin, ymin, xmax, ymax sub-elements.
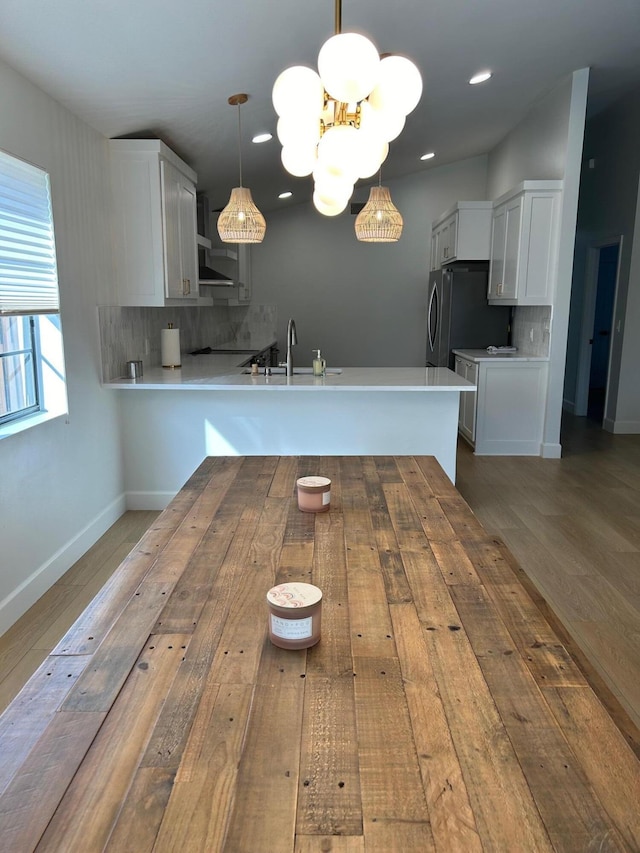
<box><xmin>197</xmin><ymin>193</ymin><xmax>237</xmax><ymax>287</ymax></box>
<box><xmin>198</xmin><ymin>262</ymin><xmax>234</xmax><ymax>286</ymax></box>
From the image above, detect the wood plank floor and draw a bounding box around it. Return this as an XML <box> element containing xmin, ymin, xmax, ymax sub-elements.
<box><xmin>1</xmin><ymin>413</ymin><xmax>639</xmax><ymax>749</ymax></box>
<box><xmin>456</xmin><ymin>413</ymin><xmax>640</xmax><ymax>738</ymax></box>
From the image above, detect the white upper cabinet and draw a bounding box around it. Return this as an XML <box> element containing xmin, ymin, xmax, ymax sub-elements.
<box><xmin>430</xmin><ymin>201</ymin><xmax>492</xmax><ymax>270</ymax></box>
<box><xmin>488</xmin><ymin>180</ymin><xmax>562</xmax><ymax>306</ymax></box>
<box><xmin>110</xmin><ymin>139</ymin><xmax>209</xmax><ymax>307</ymax></box>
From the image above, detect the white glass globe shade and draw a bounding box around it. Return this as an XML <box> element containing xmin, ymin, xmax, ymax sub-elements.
<box><xmin>313</xmin><ymin>169</ymin><xmax>353</xmax><ymax>204</ymax></box>
<box><xmin>281</xmin><ymin>144</ymin><xmax>317</xmax><ymax>177</ymax></box>
<box><xmin>358</xmin><ymin>99</ymin><xmax>384</xmax><ymax>137</ymax></box>
<box><xmin>312</xmin><ymin>189</ymin><xmax>348</xmax><ymax>217</ymax></box>
<box><xmin>317</xmin><ymin>125</ymin><xmax>360</xmax><ymax>181</ymax></box>
<box><xmin>356</xmin><ymin>135</ymin><xmax>389</xmax><ymax>179</ymax></box>
<box><xmin>368</xmin><ymin>55</ymin><xmax>423</xmax><ymax>116</ymax></box>
<box><xmin>272</xmin><ymin>66</ymin><xmax>325</xmax><ymax>118</ymax></box>
<box><xmin>317</xmin><ymin>33</ymin><xmax>380</xmax><ymax>104</ymax></box>
<box><xmin>360</xmin><ymin>98</ymin><xmax>405</xmax><ymax>143</ymax></box>
<box><xmin>277</xmin><ymin>115</ymin><xmax>321</xmax><ymax>149</ymax></box>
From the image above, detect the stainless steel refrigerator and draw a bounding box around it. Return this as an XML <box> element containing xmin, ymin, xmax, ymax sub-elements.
<box><xmin>426</xmin><ymin>263</ymin><xmax>511</xmax><ymax>368</ymax></box>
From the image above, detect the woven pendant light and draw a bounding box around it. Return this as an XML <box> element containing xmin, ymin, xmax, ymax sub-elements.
<box><xmin>354</xmin><ymin>184</ymin><xmax>403</xmax><ymax>242</ymax></box>
<box><xmin>218</xmin><ymin>94</ymin><xmax>266</xmax><ymax>244</ymax></box>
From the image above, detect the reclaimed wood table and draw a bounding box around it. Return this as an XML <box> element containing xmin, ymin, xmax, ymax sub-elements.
<box><xmin>1</xmin><ymin>456</ymin><xmax>639</xmax><ymax>852</ymax></box>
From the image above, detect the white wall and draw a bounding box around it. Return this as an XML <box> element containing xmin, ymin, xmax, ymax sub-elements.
<box><xmin>0</xmin><ymin>58</ymin><xmax>124</xmax><ymax>635</ymax></box>
<box><xmin>486</xmin><ymin>75</ymin><xmax>574</xmax><ymax>199</ymax></box>
<box><xmin>251</xmin><ymin>155</ymin><xmax>489</xmax><ymax>368</ymax></box>
<box><xmin>569</xmin><ymin>89</ymin><xmax>640</xmax><ymax>432</ymax></box>
<box><xmin>487</xmin><ymin>69</ymin><xmax>589</xmax><ymax>456</ymax></box>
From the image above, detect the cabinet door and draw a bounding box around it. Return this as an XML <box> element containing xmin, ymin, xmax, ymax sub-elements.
<box><xmin>502</xmin><ymin>196</ymin><xmax>523</xmax><ymax>299</ymax></box>
<box><xmin>462</xmin><ymin>360</ymin><xmax>478</xmax><ymax>441</ymax></box>
<box><xmin>488</xmin><ymin>183</ymin><xmax>561</xmax><ymax>306</ymax></box>
<box><xmin>455</xmin><ymin>357</ymin><xmax>477</xmax><ymax>443</ymax></box>
<box><xmin>161</xmin><ymin>161</ymin><xmax>183</xmax><ymax>298</ymax></box>
<box><xmin>178</xmin><ymin>179</ymin><xmax>198</xmax><ymax>298</ymax></box>
<box><xmin>454</xmin><ymin>357</ymin><xmax>465</xmax><ymax>430</ymax></box>
<box><xmin>430</xmin><ymin>228</ymin><xmax>439</xmax><ymax>271</ymax></box>
<box><xmin>488</xmin><ymin>205</ymin><xmax>506</xmax><ymax>298</ymax></box>
<box><xmin>161</xmin><ymin>161</ymin><xmax>197</xmax><ymax>299</ymax></box>
<box><xmin>445</xmin><ymin>214</ymin><xmax>457</xmax><ymax>262</ymax></box>
<box><xmin>440</xmin><ymin>217</ymin><xmax>456</xmax><ymax>264</ymax></box>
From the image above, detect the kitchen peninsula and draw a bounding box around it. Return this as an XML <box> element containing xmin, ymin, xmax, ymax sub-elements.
<box><xmin>106</xmin><ymin>353</ymin><xmax>474</xmax><ymax>507</ymax></box>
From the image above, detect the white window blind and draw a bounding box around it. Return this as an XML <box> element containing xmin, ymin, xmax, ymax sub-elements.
<box><xmin>0</xmin><ymin>149</ymin><xmax>60</xmax><ymax>315</ymax></box>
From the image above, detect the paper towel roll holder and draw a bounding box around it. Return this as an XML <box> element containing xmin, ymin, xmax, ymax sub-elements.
<box><xmin>162</xmin><ymin>322</ymin><xmax>182</xmax><ymax>369</ymax></box>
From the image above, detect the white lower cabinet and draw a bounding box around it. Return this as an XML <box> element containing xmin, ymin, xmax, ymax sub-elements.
<box><xmin>454</xmin><ymin>353</ymin><xmax>548</xmax><ymax>455</ymax></box>
<box><xmin>454</xmin><ymin>356</ymin><xmax>478</xmax><ymax>443</ymax></box>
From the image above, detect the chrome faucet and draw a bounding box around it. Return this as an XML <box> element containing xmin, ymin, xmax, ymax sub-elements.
<box><xmin>284</xmin><ymin>317</ymin><xmax>297</xmax><ymax>377</ymax></box>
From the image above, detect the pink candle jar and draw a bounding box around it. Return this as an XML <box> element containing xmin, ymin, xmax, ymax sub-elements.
<box><xmin>266</xmin><ymin>582</ymin><xmax>323</xmax><ymax>649</ymax></box>
<box><xmin>296</xmin><ymin>476</ymin><xmax>331</xmax><ymax>513</ymax></box>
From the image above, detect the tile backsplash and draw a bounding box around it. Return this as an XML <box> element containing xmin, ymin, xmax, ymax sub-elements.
<box><xmin>98</xmin><ymin>303</ymin><xmax>277</xmax><ymax>381</ymax></box>
<box><xmin>511</xmin><ymin>305</ymin><xmax>551</xmax><ymax>357</ymax></box>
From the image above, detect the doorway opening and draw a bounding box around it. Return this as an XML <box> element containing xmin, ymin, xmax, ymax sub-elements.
<box><xmin>587</xmin><ymin>243</ymin><xmax>619</xmax><ymax>422</ymax></box>
<box><xmin>574</xmin><ymin>238</ymin><xmax>621</xmax><ymax>426</ymax></box>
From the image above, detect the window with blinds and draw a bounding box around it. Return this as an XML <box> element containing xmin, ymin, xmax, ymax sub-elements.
<box><xmin>0</xmin><ymin>149</ymin><xmax>60</xmax><ymax>315</ymax></box>
<box><xmin>0</xmin><ymin>148</ymin><xmax>66</xmax><ymax>432</ymax></box>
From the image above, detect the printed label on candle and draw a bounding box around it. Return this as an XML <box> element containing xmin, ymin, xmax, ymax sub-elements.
<box><xmin>271</xmin><ymin>614</ymin><xmax>313</xmax><ymax>640</ymax></box>
<box><xmin>322</xmin><ymin>490</ymin><xmax>331</xmax><ymax>505</ymax></box>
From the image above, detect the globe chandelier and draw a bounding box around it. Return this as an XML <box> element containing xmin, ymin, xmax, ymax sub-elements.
<box><xmin>272</xmin><ymin>0</ymin><xmax>422</xmax><ymax>218</ymax></box>
<box><xmin>217</xmin><ymin>94</ymin><xmax>266</xmax><ymax>244</ymax></box>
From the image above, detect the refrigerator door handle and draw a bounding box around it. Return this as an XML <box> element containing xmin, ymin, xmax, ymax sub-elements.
<box><xmin>427</xmin><ymin>281</ymin><xmax>438</xmax><ymax>353</ymax></box>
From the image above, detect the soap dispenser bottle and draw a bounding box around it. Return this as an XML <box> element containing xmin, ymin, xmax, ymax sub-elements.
<box><xmin>312</xmin><ymin>349</ymin><xmax>326</xmax><ymax>377</ymax></box>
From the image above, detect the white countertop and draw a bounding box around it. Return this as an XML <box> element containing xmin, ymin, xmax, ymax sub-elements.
<box><xmin>106</xmin><ymin>354</ymin><xmax>475</xmax><ymax>392</ymax></box>
<box><xmin>452</xmin><ymin>348</ymin><xmax>549</xmax><ymax>363</ymax></box>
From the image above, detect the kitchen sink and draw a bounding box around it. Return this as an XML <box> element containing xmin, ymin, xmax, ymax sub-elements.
<box><xmin>242</xmin><ymin>367</ymin><xmax>342</xmax><ymax>375</ymax></box>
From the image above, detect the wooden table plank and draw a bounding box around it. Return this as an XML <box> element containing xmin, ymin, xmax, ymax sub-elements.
<box><xmin>131</xmin><ymin>683</ymin><xmax>254</xmax><ymax>853</ymax></box>
<box><xmin>295</xmin><ymin>837</ymin><xmax>364</xmax><ymax>852</ymax></box>
<box><xmin>1</xmin><ymin>455</ymin><xmax>639</xmax><ymax>853</ymax></box>
<box><xmin>383</xmin><ymin>480</ymin><xmax>555</xmax><ymax>852</ymax></box>
<box><xmin>296</xmin><ymin>674</ymin><xmax>362</xmax><ymax>836</ymax></box>
<box><xmin>36</xmin><ymin>635</ymin><xmax>190</xmax><ymax>852</ymax></box>
<box><xmin>0</xmin><ymin>655</ymin><xmax>89</xmax><ymax>794</ymax></box>
<box><xmin>352</xmin><ymin>655</ymin><xmax>434</xmax><ymax>847</ymax></box>
<box><xmin>222</xmin><ymin>642</ymin><xmax>306</xmax><ymax>853</ymax></box>
<box><xmin>542</xmin><ymin>685</ymin><xmax>640</xmax><ymax>852</ymax></box>
<box><xmin>0</xmin><ymin>711</ymin><xmax>105</xmax><ymax>851</ymax></box>
<box><xmin>390</xmin><ymin>602</ymin><xmax>482</xmax><ymax>852</ymax></box>
<box><xmin>61</xmin><ymin>580</ymin><xmax>176</xmax><ymax>712</ymax></box>
<box><xmin>137</xmin><ymin>490</ymin><xmax>290</xmax><ymax>779</ymax></box>
<box><xmin>449</xmin><ymin>581</ymin><xmax>629</xmax><ymax>852</ymax></box>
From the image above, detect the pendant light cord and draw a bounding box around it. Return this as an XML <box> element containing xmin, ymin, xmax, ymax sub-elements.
<box><xmin>334</xmin><ymin>0</ymin><xmax>341</xmax><ymax>34</ymax></box>
<box><xmin>237</xmin><ymin>104</ymin><xmax>243</xmax><ymax>187</ymax></box>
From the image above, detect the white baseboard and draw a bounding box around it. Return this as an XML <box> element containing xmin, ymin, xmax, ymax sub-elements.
<box><xmin>0</xmin><ymin>494</ymin><xmax>126</xmax><ymax>638</ymax></box>
<box><xmin>611</xmin><ymin>419</ymin><xmax>640</xmax><ymax>434</ymax></box>
<box><xmin>542</xmin><ymin>442</ymin><xmax>562</xmax><ymax>458</ymax></box>
<box><xmin>562</xmin><ymin>398</ymin><xmax>576</xmax><ymax>414</ymax></box>
<box><xmin>126</xmin><ymin>491</ymin><xmax>176</xmax><ymax>510</ymax></box>
<box><xmin>473</xmin><ymin>439</ymin><xmax>543</xmax><ymax>456</ymax></box>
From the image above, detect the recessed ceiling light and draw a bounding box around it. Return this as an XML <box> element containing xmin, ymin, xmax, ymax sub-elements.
<box><xmin>469</xmin><ymin>71</ymin><xmax>492</xmax><ymax>85</ymax></box>
<box><xmin>278</xmin><ymin>191</ymin><xmax>293</xmax><ymax>199</ymax></box>
<box><xmin>420</xmin><ymin>152</ymin><xmax>435</xmax><ymax>161</ymax></box>
<box><xmin>252</xmin><ymin>132</ymin><xmax>273</xmax><ymax>144</ymax></box>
